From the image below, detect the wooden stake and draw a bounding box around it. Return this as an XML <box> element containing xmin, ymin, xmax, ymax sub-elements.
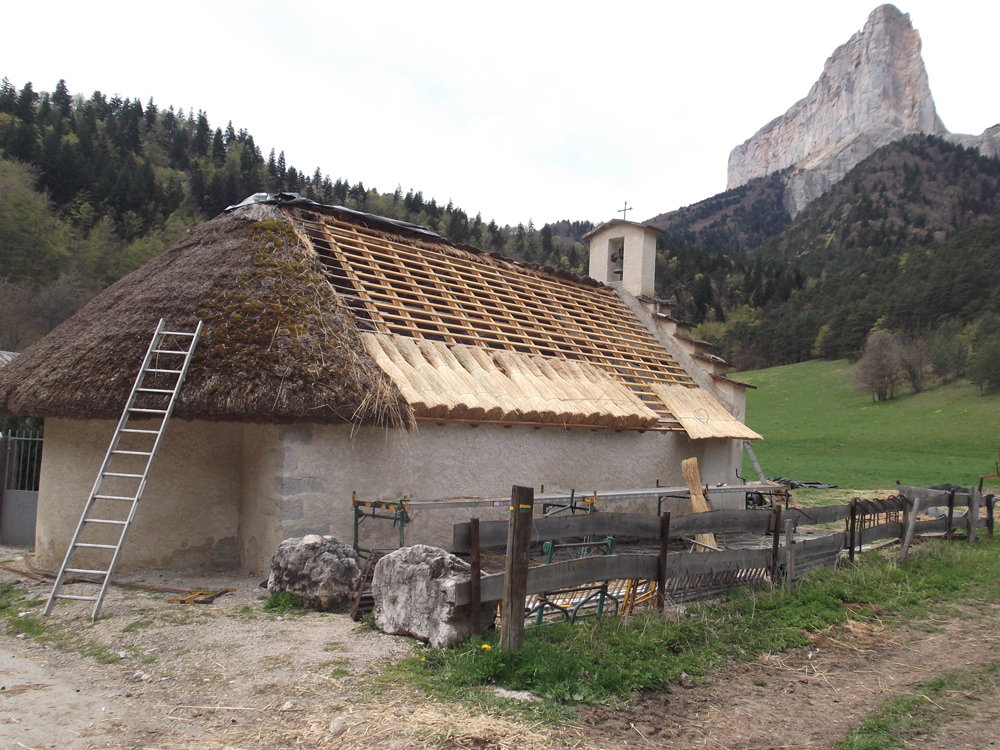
<box><xmin>469</xmin><ymin>517</ymin><xmax>482</xmax><ymax>636</ymax></box>
<box><xmin>500</xmin><ymin>486</ymin><xmax>534</xmax><ymax>652</ymax></box>
<box><xmin>656</xmin><ymin>512</ymin><xmax>670</xmax><ymax>612</ymax></box>
<box><xmin>848</xmin><ymin>498</ymin><xmax>857</xmax><ymax>563</ymax></box>
<box><xmin>900</xmin><ymin>496</ymin><xmax>921</xmax><ymax>564</ymax></box>
<box><xmin>987</xmin><ymin>494</ymin><xmax>995</xmax><ymax>540</ymax></box>
<box><xmin>770</xmin><ymin>506</ymin><xmax>782</xmax><ymax>582</ymax></box>
<box><xmin>946</xmin><ymin>490</ymin><xmax>955</xmax><ymax>541</ymax></box>
<box><xmin>968</xmin><ymin>488</ymin><xmax>980</xmax><ymax>545</ymax></box>
<box><xmin>681</xmin><ymin>457</ymin><xmax>716</xmax><ymax>550</ymax></box>
<box><xmin>784</xmin><ymin>517</ymin><xmax>796</xmax><ymax>594</ymax></box>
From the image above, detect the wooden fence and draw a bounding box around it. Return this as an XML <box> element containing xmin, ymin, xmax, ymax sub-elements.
<box><xmin>453</xmin><ymin>485</ymin><xmax>995</xmax><ymax>611</ymax></box>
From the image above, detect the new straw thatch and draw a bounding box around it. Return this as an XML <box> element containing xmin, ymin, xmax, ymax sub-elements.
<box><xmin>652</xmin><ymin>384</ymin><xmax>763</xmax><ymax>440</ymax></box>
<box><xmin>363</xmin><ymin>333</ymin><xmax>660</xmax><ymax>429</ymax></box>
<box><xmin>0</xmin><ymin>204</ymin><xmax>412</xmax><ymax>428</ymax></box>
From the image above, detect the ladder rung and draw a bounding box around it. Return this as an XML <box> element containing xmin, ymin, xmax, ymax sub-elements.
<box><xmin>152</xmin><ymin>349</ymin><xmax>186</xmax><ymax>355</ymax></box>
<box><xmin>136</xmin><ymin>388</ymin><xmax>175</xmax><ymax>394</ymax></box>
<box><xmin>56</xmin><ymin>594</ymin><xmax>100</xmax><ymax>601</ymax></box>
<box><xmin>66</xmin><ymin>568</ymin><xmax>109</xmax><ymax>576</ymax></box>
<box><xmin>83</xmin><ymin>519</ymin><xmax>128</xmax><ymax>525</ymax></box>
<box><xmin>112</xmin><ymin>450</ymin><xmax>153</xmax><ymax>456</ymax></box>
<box><xmin>103</xmin><ymin>472</ymin><xmax>144</xmax><ymax>478</ymax></box>
<box><xmin>121</xmin><ymin>429</ymin><xmax>160</xmax><ymax>434</ymax></box>
<box><xmin>147</xmin><ymin>368</ymin><xmax>182</xmax><ymax>374</ymax></box>
<box><xmin>74</xmin><ymin>543</ymin><xmax>118</xmax><ymax>549</ymax></box>
<box><xmin>162</xmin><ymin>330</ymin><xmax>197</xmax><ymax>337</ymax></box>
<box><xmin>93</xmin><ymin>494</ymin><xmax>137</xmax><ymax>501</ymax></box>
<box><xmin>129</xmin><ymin>408</ymin><xmax>167</xmax><ymax>414</ymax></box>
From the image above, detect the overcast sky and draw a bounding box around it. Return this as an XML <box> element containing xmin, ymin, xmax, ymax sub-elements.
<box><xmin>3</xmin><ymin>1</ymin><xmax>997</xmax><ymax>227</ymax></box>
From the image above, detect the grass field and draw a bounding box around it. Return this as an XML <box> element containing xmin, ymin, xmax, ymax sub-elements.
<box><xmin>738</xmin><ymin>360</ymin><xmax>1000</xmax><ymax>491</ymax></box>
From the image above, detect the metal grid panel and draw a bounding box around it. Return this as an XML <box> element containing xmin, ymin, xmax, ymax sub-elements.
<box><xmin>297</xmin><ymin>213</ymin><xmax>697</xmax><ymax>428</ymax></box>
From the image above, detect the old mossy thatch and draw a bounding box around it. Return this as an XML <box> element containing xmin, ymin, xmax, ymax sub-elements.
<box><xmin>0</xmin><ymin>204</ymin><xmax>412</xmax><ymax>428</ymax></box>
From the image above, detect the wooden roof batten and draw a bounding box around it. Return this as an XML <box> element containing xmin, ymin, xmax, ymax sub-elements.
<box><xmin>293</xmin><ymin>208</ymin><xmax>699</xmax><ymax>430</ymax></box>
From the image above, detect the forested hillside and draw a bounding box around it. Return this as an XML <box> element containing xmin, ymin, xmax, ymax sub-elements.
<box><xmin>654</xmin><ymin>135</ymin><xmax>1000</xmax><ymax>371</ymax></box>
<box><xmin>0</xmin><ymin>78</ymin><xmax>591</xmax><ymax>351</ymax></box>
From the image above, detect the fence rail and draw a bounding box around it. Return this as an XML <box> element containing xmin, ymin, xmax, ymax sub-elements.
<box><xmin>453</xmin><ymin>485</ymin><xmax>995</xmax><ymax>611</ymax></box>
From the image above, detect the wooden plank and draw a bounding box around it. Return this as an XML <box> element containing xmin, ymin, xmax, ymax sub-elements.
<box><xmin>897</xmin><ymin>486</ymin><xmax>972</xmax><ymax>508</ymax></box>
<box><xmin>796</xmin><ymin>533</ymin><xmax>846</xmax><ymax>558</ymax></box>
<box><xmin>500</xmin><ymin>486</ymin><xmax>534</xmax><ymax>651</ymax></box>
<box><xmin>667</xmin><ymin>547</ymin><xmax>771</xmax><ymax>579</ymax></box>
<box><xmin>669</xmin><ymin>509</ymin><xmax>773</xmax><ymax>537</ymax></box>
<box><xmin>682</xmin><ymin>458</ymin><xmax>716</xmax><ymax>549</ymax></box>
<box><xmin>858</xmin><ymin>522</ymin><xmax>904</xmax><ymax>547</ymax></box>
<box><xmin>783</xmin><ymin>504</ymin><xmax>851</xmax><ymax>525</ymax></box>
<box><xmin>454</xmin><ymin>512</ymin><xmax>665</xmax><ymax>551</ymax></box>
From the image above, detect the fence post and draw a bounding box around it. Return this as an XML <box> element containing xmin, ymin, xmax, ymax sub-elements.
<box><xmin>946</xmin><ymin>490</ymin><xmax>955</xmax><ymax>541</ymax></box>
<box><xmin>900</xmin><ymin>496</ymin><xmax>921</xmax><ymax>564</ymax></box>
<box><xmin>0</xmin><ymin>431</ymin><xmax>7</xmax><ymax>530</ymax></box>
<box><xmin>469</xmin><ymin>517</ymin><xmax>482</xmax><ymax>635</ymax></box>
<box><xmin>987</xmin><ymin>495</ymin><xmax>995</xmax><ymax>540</ymax></box>
<box><xmin>848</xmin><ymin>498</ymin><xmax>857</xmax><ymax>562</ymax></box>
<box><xmin>784</xmin><ymin>517</ymin><xmax>796</xmax><ymax>594</ymax></box>
<box><xmin>770</xmin><ymin>506</ymin><xmax>782</xmax><ymax>584</ymax></box>
<box><xmin>656</xmin><ymin>512</ymin><xmax>670</xmax><ymax>612</ymax></box>
<box><xmin>500</xmin><ymin>485</ymin><xmax>534</xmax><ymax>652</ymax></box>
<box><xmin>968</xmin><ymin>488</ymin><xmax>980</xmax><ymax>545</ymax></box>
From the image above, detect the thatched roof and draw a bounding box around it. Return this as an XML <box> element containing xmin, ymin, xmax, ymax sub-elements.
<box><xmin>0</xmin><ymin>204</ymin><xmax>412</xmax><ymax>427</ymax></box>
<box><xmin>0</xmin><ymin>195</ymin><xmax>746</xmax><ymax>435</ymax></box>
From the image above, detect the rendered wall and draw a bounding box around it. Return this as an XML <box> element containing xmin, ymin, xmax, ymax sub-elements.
<box><xmin>269</xmin><ymin>423</ymin><xmax>740</xmax><ymax>564</ymax></box>
<box><xmin>35</xmin><ymin>418</ymin><xmax>242</xmax><ymax>571</ymax></box>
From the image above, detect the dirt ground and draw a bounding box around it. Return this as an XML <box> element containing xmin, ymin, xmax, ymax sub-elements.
<box><xmin>3</xmin><ymin>544</ymin><xmax>999</xmax><ymax>750</ymax></box>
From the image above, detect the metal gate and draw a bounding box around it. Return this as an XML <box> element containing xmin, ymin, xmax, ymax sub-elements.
<box><xmin>1</xmin><ymin>429</ymin><xmax>43</xmax><ymax>546</ymax></box>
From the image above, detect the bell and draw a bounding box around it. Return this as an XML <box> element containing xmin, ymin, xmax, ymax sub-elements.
<box><xmin>612</xmin><ymin>262</ymin><xmax>624</xmax><ymax>278</ymax></box>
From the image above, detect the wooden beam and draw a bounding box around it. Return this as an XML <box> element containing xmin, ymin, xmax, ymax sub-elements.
<box><xmin>682</xmin><ymin>457</ymin><xmax>716</xmax><ymax>550</ymax></box>
<box><xmin>500</xmin><ymin>486</ymin><xmax>534</xmax><ymax>652</ymax></box>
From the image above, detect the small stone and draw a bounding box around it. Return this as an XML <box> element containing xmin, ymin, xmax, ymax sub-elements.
<box><xmin>281</xmin><ymin>700</ymin><xmax>294</xmax><ymax>711</ymax></box>
<box><xmin>117</xmin><ymin>651</ymin><xmax>128</xmax><ymax>659</ymax></box>
<box><xmin>328</xmin><ymin>716</ymin><xmax>347</xmax><ymax>736</ymax></box>
<box><xmin>14</xmin><ymin>634</ymin><xmax>26</xmax><ymax>640</ymax></box>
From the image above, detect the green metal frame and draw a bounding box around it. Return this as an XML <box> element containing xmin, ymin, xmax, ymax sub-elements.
<box><xmin>352</xmin><ymin>493</ymin><xmax>410</xmax><ymax>551</ymax></box>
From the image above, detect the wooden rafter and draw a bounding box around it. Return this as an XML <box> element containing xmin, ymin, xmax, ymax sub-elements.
<box><xmin>295</xmin><ymin>212</ymin><xmax>697</xmax><ymax>428</ymax></box>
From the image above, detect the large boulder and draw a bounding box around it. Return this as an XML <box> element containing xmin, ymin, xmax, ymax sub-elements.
<box><xmin>268</xmin><ymin>535</ymin><xmax>361</xmax><ymax>610</ymax></box>
<box><xmin>372</xmin><ymin>545</ymin><xmax>494</xmax><ymax>647</ymax></box>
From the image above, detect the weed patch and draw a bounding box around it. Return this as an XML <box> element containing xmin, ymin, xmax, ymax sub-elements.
<box><xmin>263</xmin><ymin>591</ymin><xmax>306</xmax><ymax>615</ymax></box>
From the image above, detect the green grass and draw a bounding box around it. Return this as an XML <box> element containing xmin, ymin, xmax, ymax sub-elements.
<box><xmin>262</xmin><ymin>590</ymin><xmax>306</xmax><ymax>615</ymax></box>
<box><xmin>838</xmin><ymin>661</ymin><xmax>1000</xmax><ymax>749</ymax></box>
<box><xmin>738</xmin><ymin>360</ymin><xmax>1000</xmax><ymax>489</ymax></box>
<box><xmin>401</xmin><ymin>540</ymin><xmax>1000</xmax><ymax>707</ymax></box>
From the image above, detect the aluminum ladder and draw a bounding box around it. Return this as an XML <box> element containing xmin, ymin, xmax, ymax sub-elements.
<box><xmin>43</xmin><ymin>319</ymin><xmax>203</xmax><ymax>620</ymax></box>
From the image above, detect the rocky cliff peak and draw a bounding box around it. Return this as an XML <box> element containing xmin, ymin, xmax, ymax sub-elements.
<box><xmin>727</xmin><ymin>4</ymin><xmax>948</xmax><ymax>215</ymax></box>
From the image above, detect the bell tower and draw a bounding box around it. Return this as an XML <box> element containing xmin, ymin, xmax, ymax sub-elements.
<box><xmin>584</xmin><ymin>219</ymin><xmax>658</xmax><ymax>298</ymax></box>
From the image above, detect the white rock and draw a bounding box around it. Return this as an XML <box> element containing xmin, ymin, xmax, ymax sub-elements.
<box><xmin>372</xmin><ymin>545</ymin><xmax>495</xmax><ymax>648</ymax></box>
<box><xmin>727</xmin><ymin>5</ymin><xmax>949</xmax><ymax>215</ymax></box>
<box><xmin>267</xmin><ymin>535</ymin><xmax>361</xmax><ymax>610</ymax></box>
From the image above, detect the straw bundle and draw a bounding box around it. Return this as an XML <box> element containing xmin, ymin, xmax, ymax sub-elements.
<box><xmin>363</xmin><ymin>333</ymin><xmax>660</xmax><ymax>429</ymax></box>
<box><xmin>652</xmin><ymin>383</ymin><xmax>762</xmax><ymax>440</ymax></box>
